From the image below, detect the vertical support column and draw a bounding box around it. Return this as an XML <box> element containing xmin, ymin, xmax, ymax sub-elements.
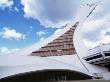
<box><xmin>100</xmin><ymin>43</ymin><xmax>105</xmax><ymax>59</ymax></box>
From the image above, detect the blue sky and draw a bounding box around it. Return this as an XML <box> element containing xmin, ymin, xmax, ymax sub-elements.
<box><xmin>0</xmin><ymin>0</ymin><xmax>110</xmax><ymax>55</ymax></box>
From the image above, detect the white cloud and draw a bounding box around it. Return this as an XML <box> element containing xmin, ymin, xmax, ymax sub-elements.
<box><xmin>14</xmin><ymin>6</ymin><xmax>19</xmax><ymax>12</ymax></box>
<box><xmin>83</xmin><ymin>15</ymin><xmax>110</xmax><ymax>49</ymax></box>
<box><xmin>83</xmin><ymin>19</ymin><xmax>105</xmax><ymax>33</ymax></box>
<box><xmin>0</xmin><ymin>0</ymin><xmax>14</xmax><ymax>10</ymax></box>
<box><xmin>36</xmin><ymin>30</ymin><xmax>48</xmax><ymax>37</ymax></box>
<box><xmin>83</xmin><ymin>35</ymin><xmax>110</xmax><ymax>49</ymax></box>
<box><xmin>40</xmin><ymin>37</ymin><xmax>46</xmax><ymax>41</ymax></box>
<box><xmin>0</xmin><ymin>28</ymin><xmax>26</xmax><ymax>40</ymax></box>
<box><xmin>54</xmin><ymin>28</ymin><xmax>63</xmax><ymax>34</ymax></box>
<box><xmin>36</xmin><ymin>30</ymin><xmax>48</xmax><ymax>41</ymax></box>
<box><xmin>79</xmin><ymin>0</ymin><xmax>110</xmax><ymax>49</ymax></box>
<box><xmin>21</xmin><ymin>0</ymin><xmax>81</xmax><ymax>28</ymax></box>
<box><xmin>0</xmin><ymin>47</ymin><xmax>19</xmax><ymax>55</ymax></box>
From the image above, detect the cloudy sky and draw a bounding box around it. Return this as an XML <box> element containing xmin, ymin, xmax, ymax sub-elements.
<box><xmin>0</xmin><ymin>0</ymin><xmax>110</xmax><ymax>55</ymax></box>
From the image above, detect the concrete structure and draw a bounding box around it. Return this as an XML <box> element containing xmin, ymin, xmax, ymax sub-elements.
<box><xmin>31</xmin><ymin>22</ymin><xmax>78</xmax><ymax>57</ymax></box>
<box><xmin>0</xmin><ymin>2</ymin><xmax>110</xmax><ymax>82</ymax></box>
<box><xmin>83</xmin><ymin>43</ymin><xmax>110</xmax><ymax>69</ymax></box>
